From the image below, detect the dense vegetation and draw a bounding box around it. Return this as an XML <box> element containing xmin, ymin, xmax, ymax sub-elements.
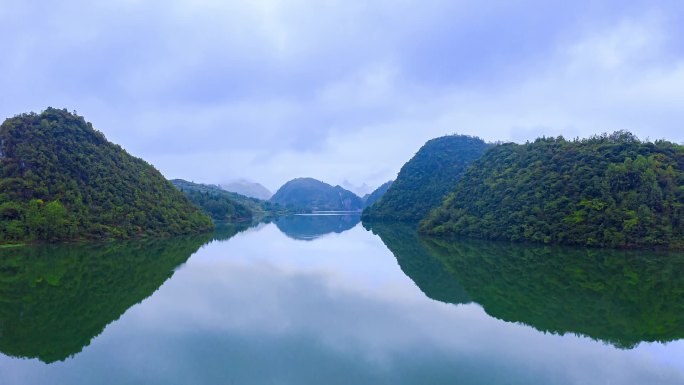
<box><xmin>422</xmin><ymin>236</ymin><xmax>684</xmax><ymax>348</ymax></box>
<box><xmin>172</xmin><ymin>179</ymin><xmax>288</xmax><ymax>222</ymax></box>
<box><xmin>0</xmin><ymin>108</ymin><xmax>213</xmax><ymax>244</ymax></box>
<box><xmin>420</xmin><ymin>132</ymin><xmax>684</xmax><ymax>249</ymax></box>
<box><xmin>270</xmin><ymin>177</ymin><xmax>364</xmax><ymax>211</ymax></box>
<box><xmin>362</xmin><ymin>135</ymin><xmax>492</xmax><ymax>222</ymax></box>
<box><xmin>362</xmin><ymin>180</ymin><xmax>393</xmax><ymax>208</ymax></box>
<box><xmin>0</xmin><ymin>234</ymin><xmax>212</xmax><ymax>362</ymax></box>
<box><xmin>220</xmin><ymin>179</ymin><xmax>272</xmax><ymax>200</ymax></box>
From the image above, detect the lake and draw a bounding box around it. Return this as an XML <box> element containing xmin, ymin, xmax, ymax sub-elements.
<box><xmin>1</xmin><ymin>214</ymin><xmax>684</xmax><ymax>384</ymax></box>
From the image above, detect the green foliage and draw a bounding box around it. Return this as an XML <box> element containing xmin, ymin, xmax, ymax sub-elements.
<box><xmin>270</xmin><ymin>177</ymin><xmax>364</xmax><ymax>211</ymax></box>
<box><xmin>362</xmin><ymin>180</ymin><xmax>393</xmax><ymax>208</ymax></box>
<box><xmin>0</xmin><ymin>234</ymin><xmax>213</xmax><ymax>362</ymax></box>
<box><xmin>171</xmin><ymin>179</ymin><xmax>289</xmax><ymax>221</ymax></box>
<box><xmin>363</xmin><ymin>135</ymin><xmax>493</xmax><ymax>222</ymax></box>
<box><xmin>420</xmin><ymin>132</ymin><xmax>684</xmax><ymax>249</ymax></box>
<box><xmin>421</xmin><ymin>235</ymin><xmax>684</xmax><ymax>348</ymax></box>
<box><xmin>0</xmin><ymin>108</ymin><xmax>213</xmax><ymax>244</ymax></box>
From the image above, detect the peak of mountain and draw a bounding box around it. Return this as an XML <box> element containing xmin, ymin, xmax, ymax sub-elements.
<box><xmin>0</xmin><ymin>108</ymin><xmax>212</xmax><ymax>244</ymax></box>
<box><xmin>420</xmin><ymin>132</ymin><xmax>684</xmax><ymax>249</ymax></box>
<box><xmin>220</xmin><ymin>179</ymin><xmax>272</xmax><ymax>200</ymax></box>
<box><xmin>362</xmin><ymin>134</ymin><xmax>493</xmax><ymax>222</ymax></box>
<box><xmin>341</xmin><ymin>180</ymin><xmax>373</xmax><ymax>196</ymax></box>
<box><xmin>270</xmin><ymin>177</ymin><xmax>364</xmax><ymax>211</ymax></box>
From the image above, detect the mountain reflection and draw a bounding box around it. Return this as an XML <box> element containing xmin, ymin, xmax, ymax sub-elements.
<box><xmin>370</xmin><ymin>222</ymin><xmax>684</xmax><ymax>349</ymax></box>
<box><xmin>367</xmin><ymin>223</ymin><xmax>470</xmax><ymax>305</ymax></box>
<box><xmin>275</xmin><ymin>214</ymin><xmax>360</xmax><ymax>241</ymax></box>
<box><xmin>0</xmin><ymin>233</ymin><xmax>215</xmax><ymax>363</ymax></box>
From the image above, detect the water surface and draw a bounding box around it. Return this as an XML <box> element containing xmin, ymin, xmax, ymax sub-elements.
<box><xmin>1</xmin><ymin>215</ymin><xmax>683</xmax><ymax>384</ymax></box>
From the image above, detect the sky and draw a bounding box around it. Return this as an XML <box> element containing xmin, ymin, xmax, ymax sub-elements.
<box><xmin>1</xmin><ymin>0</ymin><xmax>684</xmax><ymax>192</ymax></box>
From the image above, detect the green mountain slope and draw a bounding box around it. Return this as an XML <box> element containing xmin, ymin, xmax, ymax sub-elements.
<box><xmin>270</xmin><ymin>177</ymin><xmax>363</xmax><ymax>211</ymax></box>
<box><xmin>362</xmin><ymin>135</ymin><xmax>492</xmax><ymax>222</ymax></box>
<box><xmin>362</xmin><ymin>180</ymin><xmax>393</xmax><ymax>208</ymax></box>
<box><xmin>0</xmin><ymin>108</ymin><xmax>213</xmax><ymax>244</ymax></box>
<box><xmin>172</xmin><ymin>179</ymin><xmax>288</xmax><ymax>222</ymax></box>
<box><xmin>420</xmin><ymin>132</ymin><xmax>684</xmax><ymax>249</ymax></box>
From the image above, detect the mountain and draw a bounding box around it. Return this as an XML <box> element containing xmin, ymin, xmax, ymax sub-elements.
<box><xmin>362</xmin><ymin>180</ymin><xmax>393</xmax><ymax>208</ymax></box>
<box><xmin>171</xmin><ymin>179</ymin><xmax>288</xmax><ymax>222</ymax></box>
<box><xmin>220</xmin><ymin>179</ymin><xmax>272</xmax><ymax>200</ymax></box>
<box><xmin>0</xmin><ymin>108</ymin><xmax>213</xmax><ymax>244</ymax></box>
<box><xmin>362</xmin><ymin>135</ymin><xmax>493</xmax><ymax>222</ymax></box>
<box><xmin>341</xmin><ymin>180</ymin><xmax>373</xmax><ymax>196</ymax></box>
<box><xmin>420</xmin><ymin>132</ymin><xmax>684</xmax><ymax>249</ymax></box>
<box><xmin>270</xmin><ymin>177</ymin><xmax>364</xmax><ymax>211</ymax></box>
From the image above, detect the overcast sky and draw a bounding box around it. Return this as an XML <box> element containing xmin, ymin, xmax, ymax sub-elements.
<box><xmin>2</xmin><ymin>1</ymin><xmax>683</xmax><ymax>192</ymax></box>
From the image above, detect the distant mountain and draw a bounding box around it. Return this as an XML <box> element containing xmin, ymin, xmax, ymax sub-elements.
<box><xmin>220</xmin><ymin>179</ymin><xmax>272</xmax><ymax>200</ymax></box>
<box><xmin>270</xmin><ymin>178</ymin><xmax>364</xmax><ymax>211</ymax></box>
<box><xmin>171</xmin><ymin>179</ymin><xmax>288</xmax><ymax>222</ymax></box>
<box><xmin>341</xmin><ymin>180</ymin><xmax>373</xmax><ymax>196</ymax></box>
<box><xmin>420</xmin><ymin>132</ymin><xmax>684</xmax><ymax>249</ymax></box>
<box><xmin>0</xmin><ymin>108</ymin><xmax>213</xmax><ymax>244</ymax></box>
<box><xmin>363</xmin><ymin>180</ymin><xmax>393</xmax><ymax>208</ymax></box>
<box><xmin>362</xmin><ymin>135</ymin><xmax>493</xmax><ymax>223</ymax></box>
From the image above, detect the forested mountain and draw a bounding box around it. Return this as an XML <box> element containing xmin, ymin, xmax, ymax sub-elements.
<box><xmin>171</xmin><ymin>179</ymin><xmax>287</xmax><ymax>222</ymax></box>
<box><xmin>270</xmin><ymin>178</ymin><xmax>364</xmax><ymax>211</ymax></box>
<box><xmin>220</xmin><ymin>179</ymin><xmax>272</xmax><ymax>200</ymax></box>
<box><xmin>420</xmin><ymin>132</ymin><xmax>684</xmax><ymax>249</ymax></box>
<box><xmin>362</xmin><ymin>180</ymin><xmax>393</xmax><ymax>208</ymax></box>
<box><xmin>362</xmin><ymin>135</ymin><xmax>493</xmax><ymax>222</ymax></box>
<box><xmin>0</xmin><ymin>108</ymin><xmax>213</xmax><ymax>244</ymax></box>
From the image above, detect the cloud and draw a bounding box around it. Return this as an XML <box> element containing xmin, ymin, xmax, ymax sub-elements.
<box><xmin>1</xmin><ymin>0</ymin><xmax>684</xmax><ymax>190</ymax></box>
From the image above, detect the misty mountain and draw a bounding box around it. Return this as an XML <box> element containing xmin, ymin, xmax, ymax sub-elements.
<box><xmin>270</xmin><ymin>178</ymin><xmax>364</xmax><ymax>211</ymax></box>
<box><xmin>363</xmin><ymin>180</ymin><xmax>393</xmax><ymax>208</ymax></box>
<box><xmin>220</xmin><ymin>179</ymin><xmax>272</xmax><ymax>200</ymax></box>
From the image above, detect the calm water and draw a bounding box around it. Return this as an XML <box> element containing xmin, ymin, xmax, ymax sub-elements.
<box><xmin>1</xmin><ymin>214</ymin><xmax>684</xmax><ymax>384</ymax></box>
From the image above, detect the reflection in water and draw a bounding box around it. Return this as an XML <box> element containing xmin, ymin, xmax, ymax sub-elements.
<box><xmin>0</xmin><ymin>234</ymin><xmax>216</xmax><ymax>363</ymax></box>
<box><xmin>210</xmin><ymin>221</ymin><xmax>258</xmax><ymax>242</ymax></box>
<box><xmin>372</xmin><ymin>223</ymin><xmax>684</xmax><ymax>349</ymax></box>
<box><xmin>1</xmin><ymin>222</ymin><xmax>683</xmax><ymax>384</ymax></box>
<box><xmin>366</xmin><ymin>222</ymin><xmax>470</xmax><ymax>305</ymax></box>
<box><xmin>275</xmin><ymin>214</ymin><xmax>360</xmax><ymax>240</ymax></box>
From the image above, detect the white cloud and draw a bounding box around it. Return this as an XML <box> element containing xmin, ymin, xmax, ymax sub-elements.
<box><xmin>1</xmin><ymin>0</ymin><xmax>684</xmax><ymax>190</ymax></box>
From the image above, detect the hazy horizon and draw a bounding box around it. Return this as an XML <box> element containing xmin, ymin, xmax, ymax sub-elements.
<box><xmin>2</xmin><ymin>1</ymin><xmax>684</xmax><ymax>191</ymax></box>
